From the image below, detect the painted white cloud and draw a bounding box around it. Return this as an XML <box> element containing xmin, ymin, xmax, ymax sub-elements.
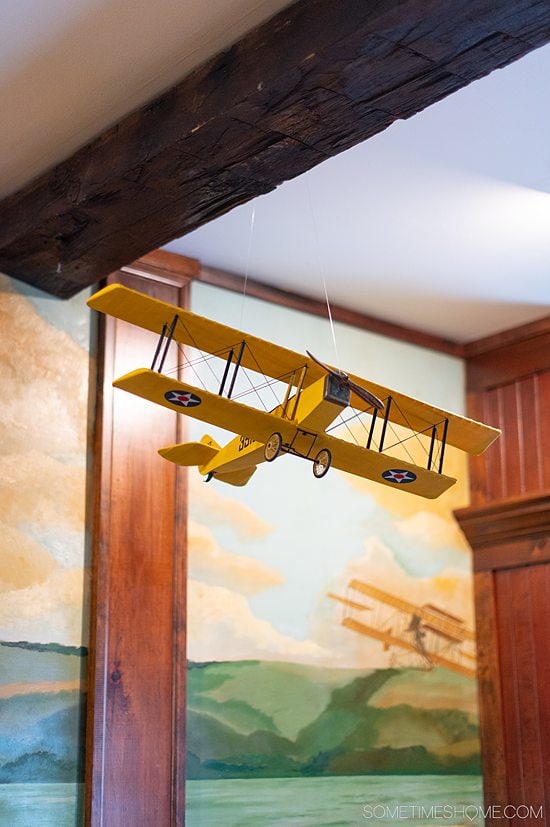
<box><xmin>189</xmin><ymin>474</ymin><xmax>272</xmax><ymax>540</ymax></box>
<box><xmin>189</xmin><ymin>519</ymin><xmax>282</xmax><ymax>596</ymax></box>
<box><xmin>0</xmin><ymin>568</ymin><xmax>86</xmax><ymax>645</ymax></box>
<box><xmin>0</xmin><ymin>521</ymin><xmax>57</xmax><ymax>592</ymax></box>
<box><xmin>396</xmin><ymin>511</ymin><xmax>470</xmax><ymax>554</ymax></box>
<box><xmin>188</xmin><ymin>578</ymin><xmax>331</xmax><ymax>664</ymax></box>
<box><xmin>346</xmin><ymin>537</ymin><xmax>474</xmax><ymax>622</ymax></box>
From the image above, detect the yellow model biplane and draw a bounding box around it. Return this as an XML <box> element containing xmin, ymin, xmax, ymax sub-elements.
<box><xmin>87</xmin><ymin>284</ymin><xmax>499</xmax><ymax>498</ymax></box>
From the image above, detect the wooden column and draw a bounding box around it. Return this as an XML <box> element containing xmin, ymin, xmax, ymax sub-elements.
<box><xmin>85</xmin><ymin>255</ymin><xmax>198</xmax><ymax>826</ymax></box>
<box><xmin>455</xmin><ymin>318</ymin><xmax>550</xmax><ymax>826</ymax></box>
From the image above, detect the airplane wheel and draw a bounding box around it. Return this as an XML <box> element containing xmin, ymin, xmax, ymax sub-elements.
<box><xmin>264</xmin><ymin>432</ymin><xmax>283</xmax><ymax>462</ymax></box>
<box><xmin>313</xmin><ymin>448</ymin><xmax>331</xmax><ymax>478</ymax></box>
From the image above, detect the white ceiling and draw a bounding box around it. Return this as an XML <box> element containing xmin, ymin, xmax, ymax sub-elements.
<box><xmin>167</xmin><ymin>43</ymin><xmax>550</xmax><ymax>343</ymax></box>
<box><xmin>1</xmin><ymin>1</ymin><xmax>549</xmax><ymax>343</ymax></box>
<box><xmin>0</xmin><ymin>0</ymin><xmax>292</xmax><ymax>200</ymax></box>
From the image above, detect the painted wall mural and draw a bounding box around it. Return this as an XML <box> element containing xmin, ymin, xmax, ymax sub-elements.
<box><xmin>186</xmin><ymin>283</ymin><xmax>484</xmax><ymax>826</ymax></box>
<box><xmin>0</xmin><ymin>274</ymin><xmax>89</xmax><ymax>826</ymax></box>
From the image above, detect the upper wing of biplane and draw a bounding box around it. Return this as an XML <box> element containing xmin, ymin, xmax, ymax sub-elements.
<box><xmin>113</xmin><ymin>369</ymin><xmax>456</xmax><ymax>498</ymax></box>
<box><xmin>88</xmin><ymin>284</ymin><xmax>500</xmax><ymax>456</ymax></box>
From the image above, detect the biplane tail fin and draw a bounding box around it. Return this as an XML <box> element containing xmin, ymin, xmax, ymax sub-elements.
<box><xmin>158</xmin><ymin>438</ymin><xmax>220</xmax><ymax>467</ymax></box>
<box><xmin>200</xmin><ymin>434</ymin><xmax>221</xmax><ymax>452</ymax></box>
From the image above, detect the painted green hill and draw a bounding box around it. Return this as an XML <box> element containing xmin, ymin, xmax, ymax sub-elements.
<box><xmin>0</xmin><ymin>641</ymin><xmax>86</xmax><ymax>783</ymax></box>
<box><xmin>0</xmin><ymin>691</ymin><xmax>86</xmax><ymax>782</ymax></box>
<box><xmin>187</xmin><ymin>661</ymin><xmax>480</xmax><ymax>779</ymax></box>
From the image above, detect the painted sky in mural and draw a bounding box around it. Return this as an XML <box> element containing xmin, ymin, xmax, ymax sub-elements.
<box><xmin>0</xmin><ymin>275</ymin><xmax>89</xmax><ymax>646</ymax></box>
<box><xmin>187</xmin><ymin>283</ymin><xmax>474</xmax><ymax>670</ymax></box>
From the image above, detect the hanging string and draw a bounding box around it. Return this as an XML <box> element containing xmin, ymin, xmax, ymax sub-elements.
<box><xmin>305</xmin><ymin>180</ymin><xmax>339</xmax><ymax>361</ymax></box>
<box><xmin>239</xmin><ymin>204</ymin><xmax>256</xmax><ymax>326</ymax></box>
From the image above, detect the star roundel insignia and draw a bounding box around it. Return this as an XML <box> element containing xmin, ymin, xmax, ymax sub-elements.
<box><xmin>382</xmin><ymin>468</ymin><xmax>417</xmax><ymax>484</ymax></box>
<box><xmin>164</xmin><ymin>389</ymin><xmax>202</xmax><ymax>408</ymax></box>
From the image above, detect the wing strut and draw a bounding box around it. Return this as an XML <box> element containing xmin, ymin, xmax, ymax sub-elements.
<box><xmin>218</xmin><ymin>349</ymin><xmax>234</xmax><ymax>396</ymax></box>
<box><xmin>427</xmin><ymin>425</ymin><xmax>438</xmax><ymax>471</ymax></box>
<box><xmin>438</xmin><ymin>418</ymin><xmax>449</xmax><ymax>473</ymax></box>
<box><xmin>366</xmin><ymin>407</ymin><xmax>378</xmax><ymax>449</ymax></box>
<box><xmin>427</xmin><ymin>417</ymin><xmax>450</xmax><ymax>472</ymax></box>
<box><xmin>216</xmin><ymin>341</ymin><xmax>246</xmax><ymax>398</ymax></box>
<box><xmin>150</xmin><ymin>314</ymin><xmax>179</xmax><ymax>372</ymax></box>
<box><xmin>378</xmin><ymin>396</ymin><xmax>393</xmax><ymax>452</ymax></box>
<box><xmin>227</xmin><ymin>341</ymin><xmax>246</xmax><ymax>399</ymax></box>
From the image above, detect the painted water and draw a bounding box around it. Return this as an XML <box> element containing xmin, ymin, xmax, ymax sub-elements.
<box><xmin>0</xmin><ymin>783</ymin><xmax>83</xmax><ymax>827</ymax></box>
<box><xmin>187</xmin><ymin>775</ymin><xmax>484</xmax><ymax>827</ymax></box>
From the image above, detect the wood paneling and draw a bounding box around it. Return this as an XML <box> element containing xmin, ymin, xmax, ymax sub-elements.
<box><xmin>495</xmin><ymin>566</ymin><xmax>550</xmax><ymax>813</ymax></box>
<box><xmin>473</xmin><ymin>571</ymin><xmax>508</xmax><ymax>809</ymax></box>
<box><xmin>86</xmin><ymin>269</ymin><xmax>189</xmax><ymax>827</ymax></box>
<box><xmin>2</xmin><ymin>2</ymin><xmax>550</xmax><ymax>296</ymax></box>
<box><xmin>456</xmin><ymin>492</ymin><xmax>550</xmax><ymax>564</ymax></box>
<box><xmin>457</xmin><ymin>316</ymin><xmax>550</xmax><ymax>825</ymax></box>
<box><xmin>468</xmin><ymin>374</ymin><xmax>550</xmax><ymax>506</ymax></box>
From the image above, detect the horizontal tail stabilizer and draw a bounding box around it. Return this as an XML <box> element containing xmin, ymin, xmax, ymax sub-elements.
<box><xmin>158</xmin><ymin>440</ymin><xmax>219</xmax><ymax>466</ymax></box>
<box><xmin>214</xmin><ymin>467</ymin><xmax>257</xmax><ymax>487</ymax></box>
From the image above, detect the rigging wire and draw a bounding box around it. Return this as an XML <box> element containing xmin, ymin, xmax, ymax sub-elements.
<box><xmin>239</xmin><ymin>204</ymin><xmax>256</xmax><ymax>327</ymax></box>
<box><xmin>306</xmin><ymin>179</ymin><xmax>339</xmax><ymax>362</ymax></box>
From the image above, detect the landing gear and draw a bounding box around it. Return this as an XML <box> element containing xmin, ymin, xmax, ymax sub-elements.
<box><xmin>264</xmin><ymin>432</ymin><xmax>283</xmax><ymax>462</ymax></box>
<box><xmin>313</xmin><ymin>448</ymin><xmax>331</xmax><ymax>478</ymax></box>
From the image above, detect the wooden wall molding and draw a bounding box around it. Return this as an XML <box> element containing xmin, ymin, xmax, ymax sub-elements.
<box><xmin>196</xmin><ymin>263</ymin><xmax>464</xmax><ymax>356</ymax></box>
<box><xmin>472</xmin><ymin>571</ymin><xmax>509</xmax><ymax>807</ymax></box>
<box><xmin>121</xmin><ymin>249</ymin><xmax>200</xmax><ymax>285</ymax></box>
<box><xmin>465</xmin><ymin>317</ymin><xmax>550</xmax><ymax>392</ymax></box>
<box><xmin>456</xmin><ymin>492</ymin><xmax>550</xmax><ymax>549</ymax></box>
<box><xmin>1</xmin><ymin>0</ymin><xmax>550</xmax><ymax>297</ymax></box>
<box><xmin>126</xmin><ymin>249</ymin><xmax>464</xmax><ymax>355</ymax></box>
<box><xmin>464</xmin><ymin>315</ymin><xmax>550</xmax><ymax>360</ymax></box>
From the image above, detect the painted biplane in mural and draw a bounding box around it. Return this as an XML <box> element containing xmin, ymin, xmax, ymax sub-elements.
<box><xmin>87</xmin><ymin>284</ymin><xmax>499</xmax><ymax>499</ymax></box>
<box><xmin>328</xmin><ymin>580</ymin><xmax>476</xmax><ymax>678</ymax></box>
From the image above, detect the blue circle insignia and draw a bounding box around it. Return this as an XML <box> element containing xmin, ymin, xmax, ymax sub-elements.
<box><xmin>164</xmin><ymin>389</ymin><xmax>202</xmax><ymax>407</ymax></box>
<box><xmin>382</xmin><ymin>469</ymin><xmax>417</xmax><ymax>484</ymax></box>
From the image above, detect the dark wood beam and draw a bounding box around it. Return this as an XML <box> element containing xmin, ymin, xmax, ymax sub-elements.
<box><xmin>1</xmin><ymin>0</ymin><xmax>550</xmax><ymax>297</ymax></box>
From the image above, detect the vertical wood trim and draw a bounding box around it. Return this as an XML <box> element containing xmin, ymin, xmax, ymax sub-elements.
<box><xmin>473</xmin><ymin>571</ymin><xmax>509</xmax><ymax>820</ymax></box>
<box><xmin>540</xmin><ymin>372</ymin><xmax>550</xmax><ymax>488</ymax></box>
<box><xmin>531</xmin><ymin>566</ymin><xmax>550</xmax><ymax>806</ymax></box>
<box><xmin>85</xmin><ymin>269</ymin><xmax>189</xmax><ymax>827</ymax></box>
<box><xmin>520</xmin><ymin>375</ymin><xmax>543</xmax><ymax>493</ymax></box>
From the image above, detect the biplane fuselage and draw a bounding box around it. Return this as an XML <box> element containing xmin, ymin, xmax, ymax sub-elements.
<box><xmin>194</xmin><ymin>373</ymin><xmax>348</xmax><ymax>483</ymax></box>
<box><xmin>87</xmin><ymin>284</ymin><xmax>500</xmax><ymax>498</ymax></box>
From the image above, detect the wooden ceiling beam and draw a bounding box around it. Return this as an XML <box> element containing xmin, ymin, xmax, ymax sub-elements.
<box><xmin>1</xmin><ymin>0</ymin><xmax>550</xmax><ymax>297</ymax></box>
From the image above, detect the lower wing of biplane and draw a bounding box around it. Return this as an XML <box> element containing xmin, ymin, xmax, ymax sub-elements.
<box><xmin>88</xmin><ymin>284</ymin><xmax>500</xmax><ymax>498</ymax></box>
<box><xmin>114</xmin><ymin>368</ymin><xmax>455</xmax><ymax>497</ymax></box>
